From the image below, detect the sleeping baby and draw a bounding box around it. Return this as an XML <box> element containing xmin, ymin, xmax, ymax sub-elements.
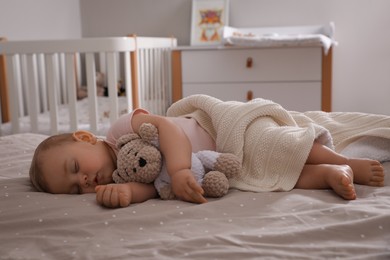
<box><xmin>29</xmin><ymin>95</ymin><xmax>385</xmax><ymax>208</ymax></box>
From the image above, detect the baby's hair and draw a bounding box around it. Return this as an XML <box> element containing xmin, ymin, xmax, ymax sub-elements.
<box><xmin>29</xmin><ymin>133</ymin><xmax>75</xmax><ymax>192</ymax></box>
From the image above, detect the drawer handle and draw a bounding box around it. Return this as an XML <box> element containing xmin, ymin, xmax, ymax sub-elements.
<box><xmin>247</xmin><ymin>90</ymin><xmax>253</xmax><ymax>101</ymax></box>
<box><xmin>246</xmin><ymin>57</ymin><xmax>253</xmax><ymax>68</ymax></box>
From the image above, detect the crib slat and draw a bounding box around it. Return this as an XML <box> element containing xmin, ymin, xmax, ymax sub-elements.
<box><xmin>143</xmin><ymin>50</ymin><xmax>149</xmax><ymax>110</ymax></box>
<box><xmin>37</xmin><ymin>54</ymin><xmax>48</xmax><ymax>113</ymax></box>
<box><xmin>74</xmin><ymin>54</ymin><xmax>81</xmax><ymax>88</ymax></box>
<box><xmin>45</xmin><ymin>54</ymin><xmax>59</xmax><ymax>135</ymax></box>
<box><xmin>5</xmin><ymin>54</ymin><xmax>21</xmax><ymax>134</ymax></box>
<box><xmin>150</xmin><ymin>49</ymin><xmax>157</xmax><ymax>114</ymax></box>
<box><xmin>155</xmin><ymin>49</ymin><xmax>162</xmax><ymax>115</ymax></box>
<box><xmin>85</xmin><ymin>53</ymin><xmax>98</xmax><ymax>133</ymax></box>
<box><xmin>59</xmin><ymin>54</ymin><xmax>67</xmax><ymax>105</ymax></box>
<box><xmin>165</xmin><ymin>49</ymin><xmax>173</xmax><ymax>112</ymax></box>
<box><xmin>159</xmin><ymin>50</ymin><xmax>164</xmax><ymax>114</ymax></box>
<box><xmin>137</xmin><ymin>49</ymin><xmax>144</xmax><ymax>109</ymax></box>
<box><xmin>158</xmin><ymin>50</ymin><xmax>164</xmax><ymax>115</ymax></box>
<box><xmin>19</xmin><ymin>55</ymin><xmax>29</xmax><ymax>117</ymax></box>
<box><xmin>165</xmin><ymin>49</ymin><xmax>172</xmax><ymax>114</ymax></box>
<box><xmin>123</xmin><ymin>51</ymin><xmax>133</xmax><ymax>112</ymax></box>
<box><xmin>25</xmin><ymin>54</ymin><xmax>39</xmax><ymax>133</ymax></box>
<box><xmin>161</xmin><ymin>49</ymin><xmax>168</xmax><ymax>115</ymax></box>
<box><xmin>106</xmin><ymin>52</ymin><xmax>119</xmax><ymax>124</ymax></box>
<box><xmin>148</xmin><ymin>49</ymin><xmax>154</xmax><ymax>113</ymax></box>
<box><xmin>65</xmin><ymin>53</ymin><xmax>78</xmax><ymax>132</ymax></box>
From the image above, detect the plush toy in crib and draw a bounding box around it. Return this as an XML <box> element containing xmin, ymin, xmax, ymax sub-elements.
<box><xmin>77</xmin><ymin>72</ymin><xmax>125</xmax><ymax>99</ymax></box>
<box><xmin>112</xmin><ymin>123</ymin><xmax>242</xmax><ymax>199</ymax></box>
<box><xmin>77</xmin><ymin>72</ymin><xmax>106</xmax><ymax>99</ymax></box>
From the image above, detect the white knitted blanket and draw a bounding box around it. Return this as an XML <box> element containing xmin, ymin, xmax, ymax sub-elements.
<box><xmin>167</xmin><ymin>95</ymin><xmax>390</xmax><ymax>192</ymax></box>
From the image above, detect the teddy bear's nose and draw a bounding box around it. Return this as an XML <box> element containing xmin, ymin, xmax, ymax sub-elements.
<box><xmin>139</xmin><ymin>157</ymin><xmax>147</xmax><ymax>167</ymax></box>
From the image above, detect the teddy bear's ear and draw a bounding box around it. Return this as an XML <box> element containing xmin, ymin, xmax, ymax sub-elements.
<box><xmin>116</xmin><ymin>133</ymin><xmax>141</xmax><ymax>149</ymax></box>
<box><xmin>139</xmin><ymin>123</ymin><xmax>159</xmax><ymax>147</ymax></box>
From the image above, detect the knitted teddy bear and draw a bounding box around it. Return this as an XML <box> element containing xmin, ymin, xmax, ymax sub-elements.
<box><xmin>112</xmin><ymin>123</ymin><xmax>242</xmax><ymax>199</ymax></box>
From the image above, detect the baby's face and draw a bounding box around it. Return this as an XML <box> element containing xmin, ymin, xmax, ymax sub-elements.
<box><xmin>40</xmin><ymin>140</ymin><xmax>116</xmax><ymax>194</ymax></box>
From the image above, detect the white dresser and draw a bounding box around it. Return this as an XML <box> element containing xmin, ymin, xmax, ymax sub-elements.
<box><xmin>172</xmin><ymin>46</ymin><xmax>332</xmax><ymax>112</ymax></box>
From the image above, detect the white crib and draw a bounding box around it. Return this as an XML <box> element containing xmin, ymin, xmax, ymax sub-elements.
<box><xmin>0</xmin><ymin>36</ymin><xmax>177</xmax><ymax>136</ymax></box>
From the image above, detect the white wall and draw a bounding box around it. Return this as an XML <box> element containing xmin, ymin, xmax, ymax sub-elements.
<box><xmin>79</xmin><ymin>0</ymin><xmax>191</xmax><ymax>43</ymax></box>
<box><xmin>0</xmin><ymin>0</ymin><xmax>81</xmax><ymax>40</ymax></box>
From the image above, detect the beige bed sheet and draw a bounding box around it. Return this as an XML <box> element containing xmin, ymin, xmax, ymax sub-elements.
<box><xmin>0</xmin><ymin>134</ymin><xmax>389</xmax><ymax>259</ymax></box>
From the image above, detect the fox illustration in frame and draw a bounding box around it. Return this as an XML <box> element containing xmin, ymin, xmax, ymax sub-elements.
<box><xmin>190</xmin><ymin>0</ymin><xmax>229</xmax><ymax>46</ymax></box>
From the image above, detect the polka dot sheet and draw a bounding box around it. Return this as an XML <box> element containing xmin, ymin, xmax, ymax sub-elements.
<box><xmin>0</xmin><ymin>133</ymin><xmax>389</xmax><ymax>259</ymax></box>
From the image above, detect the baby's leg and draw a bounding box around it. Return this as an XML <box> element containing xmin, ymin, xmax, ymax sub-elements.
<box><xmin>306</xmin><ymin>142</ymin><xmax>384</xmax><ymax>187</ymax></box>
<box><xmin>295</xmin><ymin>164</ymin><xmax>356</xmax><ymax>200</ymax></box>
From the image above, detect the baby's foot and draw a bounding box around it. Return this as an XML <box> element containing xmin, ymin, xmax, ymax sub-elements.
<box><xmin>326</xmin><ymin>165</ymin><xmax>356</xmax><ymax>200</ymax></box>
<box><xmin>347</xmin><ymin>159</ymin><xmax>384</xmax><ymax>187</ymax></box>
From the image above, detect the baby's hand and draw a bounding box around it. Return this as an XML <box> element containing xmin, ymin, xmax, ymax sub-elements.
<box><xmin>95</xmin><ymin>184</ymin><xmax>132</xmax><ymax>208</ymax></box>
<box><xmin>171</xmin><ymin>169</ymin><xmax>207</xmax><ymax>204</ymax></box>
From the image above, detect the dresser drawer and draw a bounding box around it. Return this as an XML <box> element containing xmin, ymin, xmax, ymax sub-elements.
<box><xmin>183</xmin><ymin>82</ymin><xmax>321</xmax><ymax>111</ymax></box>
<box><xmin>181</xmin><ymin>47</ymin><xmax>322</xmax><ymax>83</ymax></box>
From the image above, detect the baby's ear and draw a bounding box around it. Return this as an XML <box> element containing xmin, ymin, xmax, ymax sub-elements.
<box><xmin>72</xmin><ymin>130</ymin><xmax>97</xmax><ymax>144</ymax></box>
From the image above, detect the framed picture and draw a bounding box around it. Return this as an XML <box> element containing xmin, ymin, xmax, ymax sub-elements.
<box><xmin>190</xmin><ymin>0</ymin><xmax>229</xmax><ymax>46</ymax></box>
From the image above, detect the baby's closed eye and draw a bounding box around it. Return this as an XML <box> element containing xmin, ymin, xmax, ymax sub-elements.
<box><xmin>73</xmin><ymin>161</ymin><xmax>79</xmax><ymax>173</ymax></box>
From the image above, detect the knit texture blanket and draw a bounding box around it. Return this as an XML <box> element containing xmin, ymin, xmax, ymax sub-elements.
<box><xmin>167</xmin><ymin>95</ymin><xmax>390</xmax><ymax>192</ymax></box>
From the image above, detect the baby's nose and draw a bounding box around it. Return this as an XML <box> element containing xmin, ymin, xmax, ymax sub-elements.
<box><xmin>79</xmin><ymin>173</ymin><xmax>89</xmax><ymax>186</ymax></box>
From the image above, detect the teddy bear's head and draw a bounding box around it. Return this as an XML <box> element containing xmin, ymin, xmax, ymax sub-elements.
<box><xmin>113</xmin><ymin>132</ymin><xmax>162</xmax><ymax>184</ymax></box>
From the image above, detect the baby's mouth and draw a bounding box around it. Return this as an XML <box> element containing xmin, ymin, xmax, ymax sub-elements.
<box><xmin>95</xmin><ymin>173</ymin><xmax>99</xmax><ymax>185</ymax></box>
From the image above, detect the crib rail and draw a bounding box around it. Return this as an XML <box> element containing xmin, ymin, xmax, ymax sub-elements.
<box><xmin>0</xmin><ymin>36</ymin><xmax>176</xmax><ymax>136</ymax></box>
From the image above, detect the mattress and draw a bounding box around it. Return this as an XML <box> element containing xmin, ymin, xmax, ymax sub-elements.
<box><xmin>0</xmin><ymin>133</ymin><xmax>389</xmax><ymax>259</ymax></box>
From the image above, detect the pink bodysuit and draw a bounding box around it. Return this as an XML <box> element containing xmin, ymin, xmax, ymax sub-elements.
<box><xmin>105</xmin><ymin>108</ymin><xmax>216</xmax><ymax>154</ymax></box>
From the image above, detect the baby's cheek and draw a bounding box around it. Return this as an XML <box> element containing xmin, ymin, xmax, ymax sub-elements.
<box><xmin>105</xmin><ymin>174</ymin><xmax>115</xmax><ymax>184</ymax></box>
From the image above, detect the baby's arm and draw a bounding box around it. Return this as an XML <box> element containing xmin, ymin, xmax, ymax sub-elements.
<box><xmin>95</xmin><ymin>183</ymin><xmax>157</xmax><ymax>208</ymax></box>
<box><xmin>131</xmin><ymin>113</ymin><xmax>207</xmax><ymax>204</ymax></box>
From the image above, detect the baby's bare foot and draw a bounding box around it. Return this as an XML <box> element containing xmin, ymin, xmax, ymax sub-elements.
<box><xmin>326</xmin><ymin>165</ymin><xmax>356</xmax><ymax>200</ymax></box>
<box><xmin>347</xmin><ymin>159</ymin><xmax>384</xmax><ymax>187</ymax></box>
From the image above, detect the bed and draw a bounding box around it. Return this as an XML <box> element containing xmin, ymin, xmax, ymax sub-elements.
<box><xmin>0</xmin><ymin>36</ymin><xmax>177</xmax><ymax>136</ymax></box>
<box><xmin>0</xmin><ymin>133</ymin><xmax>389</xmax><ymax>259</ymax></box>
